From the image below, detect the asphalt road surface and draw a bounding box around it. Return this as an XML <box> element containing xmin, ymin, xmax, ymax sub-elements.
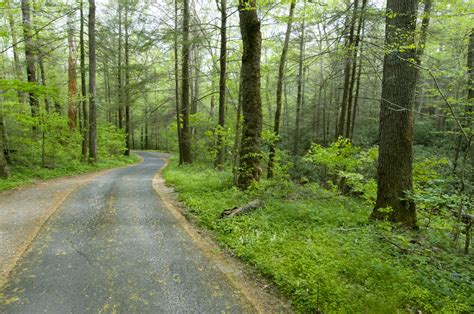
<box><xmin>0</xmin><ymin>152</ymin><xmax>253</xmax><ymax>313</ymax></box>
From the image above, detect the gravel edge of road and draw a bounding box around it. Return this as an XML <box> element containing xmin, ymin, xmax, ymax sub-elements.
<box><xmin>152</xmin><ymin>156</ymin><xmax>293</xmax><ymax>314</ymax></box>
<box><xmin>0</xmin><ymin>156</ymin><xmax>144</xmax><ymax>290</ymax></box>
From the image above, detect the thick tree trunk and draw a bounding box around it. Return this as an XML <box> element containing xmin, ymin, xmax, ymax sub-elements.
<box><xmin>67</xmin><ymin>13</ymin><xmax>77</xmax><ymax>130</ymax></box>
<box><xmin>88</xmin><ymin>0</ymin><xmax>97</xmax><ymax>163</ymax></box>
<box><xmin>80</xmin><ymin>0</ymin><xmax>88</xmax><ymax>160</ymax></box>
<box><xmin>215</xmin><ymin>0</ymin><xmax>227</xmax><ymax>170</ymax></box>
<box><xmin>21</xmin><ymin>0</ymin><xmax>39</xmax><ymax>121</ymax></box>
<box><xmin>237</xmin><ymin>0</ymin><xmax>262</xmax><ymax>189</ymax></box>
<box><xmin>181</xmin><ymin>0</ymin><xmax>192</xmax><ymax>163</ymax></box>
<box><xmin>370</xmin><ymin>0</ymin><xmax>419</xmax><ymax>227</ymax></box>
<box><xmin>267</xmin><ymin>0</ymin><xmax>295</xmax><ymax>178</ymax></box>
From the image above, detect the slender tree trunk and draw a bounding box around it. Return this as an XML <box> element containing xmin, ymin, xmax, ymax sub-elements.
<box><xmin>293</xmin><ymin>10</ymin><xmax>306</xmax><ymax>156</ymax></box>
<box><xmin>350</xmin><ymin>25</ymin><xmax>366</xmax><ymax>139</ymax></box>
<box><xmin>124</xmin><ymin>5</ymin><xmax>131</xmax><ymax>156</ymax></box>
<box><xmin>345</xmin><ymin>0</ymin><xmax>367</xmax><ymax>138</ymax></box>
<box><xmin>181</xmin><ymin>0</ymin><xmax>192</xmax><ymax>163</ymax></box>
<box><xmin>88</xmin><ymin>0</ymin><xmax>97</xmax><ymax>163</ymax></box>
<box><xmin>233</xmin><ymin>69</ymin><xmax>243</xmax><ymax>185</ymax></box>
<box><xmin>174</xmin><ymin>0</ymin><xmax>183</xmax><ymax>164</ymax></box>
<box><xmin>215</xmin><ymin>0</ymin><xmax>227</xmax><ymax>169</ymax></box>
<box><xmin>267</xmin><ymin>0</ymin><xmax>295</xmax><ymax>178</ymax></box>
<box><xmin>117</xmin><ymin>3</ymin><xmax>123</xmax><ymax>130</ymax></box>
<box><xmin>237</xmin><ymin>0</ymin><xmax>262</xmax><ymax>189</ymax></box>
<box><xmin>80</xmin><ymin>0</ymin><xmax>88</xmax><ymax>159</ymax></box>
<box><xmin>336</xmin><ymin>0</ymin><xmax>358</xmax><ymax>138</ymax></box>
<box><xmin>67</xmin><ymin>13</ymin><xmax>78</xmax><ymax>130</ymax></box>
<box><xmin>21</xmin><ymin>0</ymin><xmax>39</xmax><ymax>121</ymax></box>
<box><xmin>8</xmin><ymin>3</ymin><xmax>24</xmax><ymax>104</ymax></box>
<box><xmin>370</xmin><ymin>0</ymin><xmax>419</xmax><ymax>227</ymax></box>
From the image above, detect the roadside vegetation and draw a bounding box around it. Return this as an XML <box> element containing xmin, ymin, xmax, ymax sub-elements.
<box><xmin>163</xmin><ymin>144</ymin><xmax>473</xmax><ymax>312</ymax></box>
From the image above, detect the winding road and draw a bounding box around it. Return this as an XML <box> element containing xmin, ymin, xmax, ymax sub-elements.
<box><xmin>0</xmin><ymin>152</ymin><xmax>254</xmax><ymax>313</ymax></box>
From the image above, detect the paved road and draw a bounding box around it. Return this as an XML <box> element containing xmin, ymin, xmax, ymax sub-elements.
<box><xmin>0</xmin><ymin>152</ymin><xmax>253</xmax><ymax>313</ymax></box>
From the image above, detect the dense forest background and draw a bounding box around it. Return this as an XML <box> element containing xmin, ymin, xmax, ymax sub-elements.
<box><xmin>0</xmin><ymin>0</ymin><xmax>473</xmax><ymax>311</ymax></box>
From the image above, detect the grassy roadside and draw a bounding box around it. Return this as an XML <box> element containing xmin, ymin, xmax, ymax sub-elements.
<box><xmin>0</xmin><ymin>154</ymin><xmax>141</xmax><ymax>192</ymax></box>
<box><xmin>163</xmin><ymin>157</ymin><xmax>473</xmax><ymax>313</ymax></box>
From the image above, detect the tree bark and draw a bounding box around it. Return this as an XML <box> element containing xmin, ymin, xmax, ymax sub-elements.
<box><xmin>336</xmin><ymin>0</ymin><xmax>358</xmax><ymax>138</ymax></box>
<box><xmin>67</xmin><ymin>13</ymin><xmax>77</xmax><ymax>130</ymax></box>
<box><xmin>267</xmin><ymin>0</ymin><xmax>295</xmax><ymax>178</ymax></box>
<box><xmin>293</xmin><ymin>10</ymin><xmax>306</xmax><ymax>156</ymax></box>
<box><xmin>215</xmin><ymin>0</ymin><xmax>227</xmax><ymax>170</ymax></box>
<box><xmin>345</xmin><ymin>0</ymin><xmax>367</xmax><ymax>138</ymax></box>
<box><xmin>21</xmin><ymin>0</ymin><xmax>39</xmax><ymax>121</ymax></box>
<box><xmin>0</xmin><ymin>132</ymin><xmax>9</xmax><ymax>178</ymax></box>
<box><xmin>88</xmin><ymin>0</ymin><xmax>97</xmax><ymax>163</ymax></box>
<box><xmin>370</xmin><ymin>0</ymin><xmax>419</xmax><ymax>227</ymax></box>
<box><xmin>80</xmin><ymin>0</ymin><xmax>88</xmax><ymax>160</ymax></box>
<box><xmin>174</xmin><ymin>0</ymin><xmax>183</xmax><ymax>164</ymax></box>
<box><xmin>117</xmin><ymin>3</ymin><xmax>123</xmax><ymax>130</ymax></box>
<box><xmin>237</xmin><ymin>0</ymin><xmax>262</xmax><ymax>189</ymax></box>
<box><xmin>181</xmin><ymin>0</ymin><xmax>192</xmax><ymax>163</ymax></box>
<box><xmin>124</xmin><ymin>4</ymin><xmax>131</xmax><ymax>156</ymax></box>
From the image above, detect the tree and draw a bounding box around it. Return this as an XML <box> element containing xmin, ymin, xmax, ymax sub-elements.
<box><xmin>124</xmin><ymin>2</ymin><xmax>131</xmax><ymax>156</ymax></box>
<box><xmin>267</xmin><ymin>0</ymin><xmax>295</xmax><ymax>178</ymax></box>
<box><xmin>174</xmin><ymin>0</ymin><xmax>183</xmax><ymax>164</ymax></box>
<box><xmin>67</xmin><ymin>12</ymin><xmax>77</xmax><ymax>130</ymax></box>
<box><xmin>215</xmin><ymin>0</ymin><xmax>227</xmax><ymax>170</ymax></box>
<box><xmin>20</xmin><ymin>0</ymin><xmax>38</xmax><ymax>120</ymax></box>
<box><xmin>237</xmin><ymin>0</ymin><xmax>262</xmax><ymax>189</ymax></box>
<box><xmin>370</xmin><ymin>0</ymin><xmax>419</xmax><ymax>227</ymax></box>
<box><xmin>181</xmin><ymin>0</ymin><xmax>192</xmax><ymax>163</ymax></box>
<box><xmin>293</xmin><ymin>4</ymin><xmax>306</xmax><ymax>156</ymax></box>
<box><xmin>88</xmin><ymin>0</ymin><xmax>97</xmax><ymax>163</ymax></box>
<box><xmin>0</xmin><ymin>134</ymin><xmax>9</xmax><ymax>178</ymax></box>
<box><xmin>80</xmin><ymin>0</ymin><xmax>88</xmax><ymax>159</ymax></box>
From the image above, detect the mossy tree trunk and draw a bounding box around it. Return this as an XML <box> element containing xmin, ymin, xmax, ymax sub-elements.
<box><xmin>237</xmin><ymin>0</ymin><xmax>262</xmax><ymax>189</ymax></box>
<box><xmin>370</xmin><ymin>0</ymin><xmax>419</xmax><ymax>227</ymax></box>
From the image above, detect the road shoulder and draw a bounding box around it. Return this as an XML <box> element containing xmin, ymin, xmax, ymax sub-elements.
<box><xmin>152</xmin><ymin>155</ymin><xmax>293</xmax><ymax>313</ymax></box>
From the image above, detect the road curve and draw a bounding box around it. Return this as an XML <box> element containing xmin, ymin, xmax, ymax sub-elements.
<box><xmin>0</xmin><ymin>151</ymin><xmax>254</xmax><ymax>313</ymax></box>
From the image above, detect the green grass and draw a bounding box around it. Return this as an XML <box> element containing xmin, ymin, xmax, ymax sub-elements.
<box><xmin>163</xmin><ymin>158</ymin><xmax>473</xmax><ymax>313</ymax></box>
<box><xmin>0</xmin><ymin>154</ymin><xmax>141</xmax><ymax>192</ymax></box>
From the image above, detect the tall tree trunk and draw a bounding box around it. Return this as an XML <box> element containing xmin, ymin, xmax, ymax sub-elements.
<box><xmin>345</xmin><ymin>0</ymin><xmax>367</xmax><ymax>138</ymax></box>
<box><xmin>88</xmin><ymin>0</ymin><xmax>97</xmax><ymax>163</ymax></box>
<box><xmin>370</xmin><ymin>0</ymin><xmax>419</xmax><ymax>227</ymax></box>
<box><xmin>181</xmin><ymin>0</ymin><xmax>192</xmax><ymax>163</ymax></box>
<box><xmin>21</xmin><ymin>0</ymin><xmax>39</xmax><ymax>121</ymax></box>
<box><xmin>293</xmin><ymin>11</ymin><xmax>306</xmax><ymax>156</ymax></box>
<box><xmin>117</xmin><ymin>3</ymin><xmax>123</xmax><ymax>130</ymax></box>
<box><xmin>174</xmin><ymin>0</ymin><xmax>183</xmax><ymax>164</ymax></box>
<box><xmin>67</xmin><ymin>13</ymin><xmax>78</xmax><ymax>130</ymax></box>
<box><xmin>267</xmin><ymin>0</ymin><xmax>295</xmax><ymax>178</ymax></box>
<box><xmin>8</xmin><ymin>2</ymin><xmax>24</xmax><ymax>104</ymax></box>
<box><xmin>237</xmin><ymin>0</ymin><xmax>262</xmax><ymax>189</ymax></box>
<box><xmin>350</xmin><ymin>24</ymin><xmax>366</xmax><ymax>139</ymax></box>
<box><xmin>215</xmin><ymin>0</ymin><xmax>227</xmax><ymax>169</ymax></box>
<box><xmin>233</xmin><ymin>72</ymin><xmax>243</xmax><ymax>185</ymax></box>
<box><xmin>336</xmin><ymin>0</ymin><xmax>358</xmax><ymax>138</ymax></box>
<box><xmin>124</xmin><ymin>4</ymin><xmax>131</xmax><ymax>156</ymax></box>
<box><xmin>80</xmin><ymin>0</ymin><xmax>88</xmax><ymax>159</ymax></box>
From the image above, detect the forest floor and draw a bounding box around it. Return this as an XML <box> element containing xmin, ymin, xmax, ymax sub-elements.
<box><xmin>163</xmin><ymin>158</ymin><xmax>473</xmax><ymax>313</ymax></box>
<box><xmin>0</xmin><ymin>151</ymin><xmax>288</xmax><ymax>312</ymax></box>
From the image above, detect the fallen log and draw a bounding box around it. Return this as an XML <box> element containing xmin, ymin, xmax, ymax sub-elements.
<box><xmin>220</xmin><ymin>199</ymin><xmax>265</xmax><ymax>219</ymax></box>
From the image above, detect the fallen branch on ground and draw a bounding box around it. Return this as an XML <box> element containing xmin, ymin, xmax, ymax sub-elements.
<box><xmin>220</xmin><ymin>199</ymin><xmax>265</xmax><ymax>219</ymax></box>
